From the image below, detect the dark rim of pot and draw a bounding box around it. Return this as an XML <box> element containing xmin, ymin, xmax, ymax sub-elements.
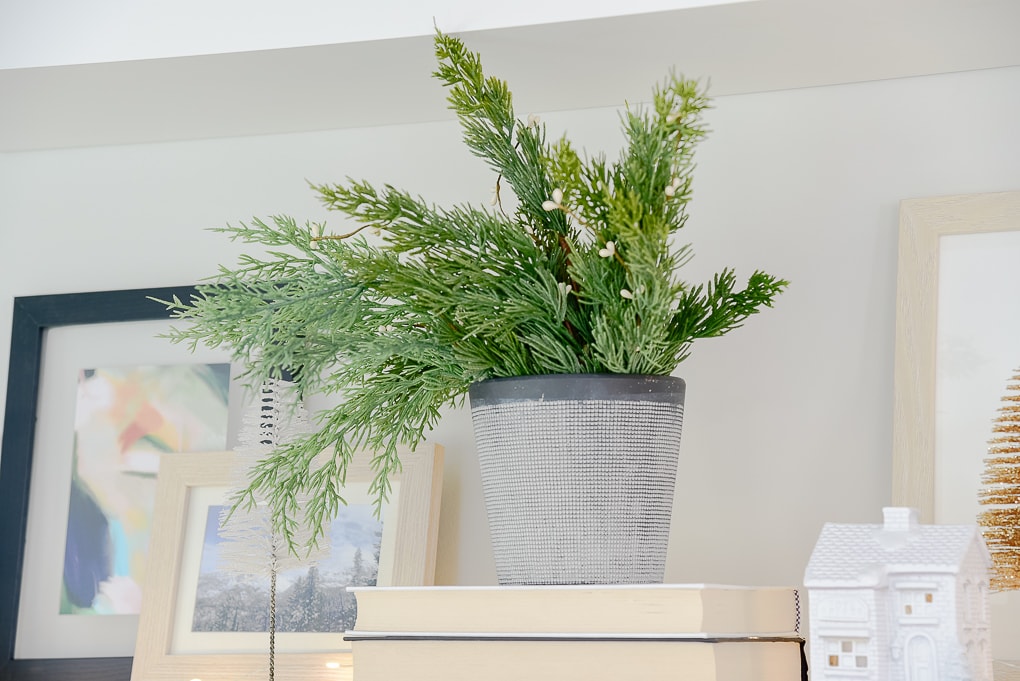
<box><xmin>468</xmin><ymin>373</ymin><xmax>685</xmax><ymax>406</ymax></box>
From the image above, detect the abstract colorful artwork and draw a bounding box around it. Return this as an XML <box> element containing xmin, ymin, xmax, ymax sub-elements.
<box><xmin>61</xmin><ymin>363</ymin><xmax>230</xmax><ymax>615</ymax></box>
<box><xmin>191</xmin><ymin>504</ymin><xmax>382</xmax><ymax>633</ymax></box>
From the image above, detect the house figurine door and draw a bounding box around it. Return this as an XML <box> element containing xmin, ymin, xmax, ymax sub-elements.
<box><xmin>905</xmin><ymin>634</ymin><xmax>937</xmax><ymax>681</ymax></box>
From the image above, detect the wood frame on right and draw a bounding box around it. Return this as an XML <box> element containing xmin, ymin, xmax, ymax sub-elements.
<box><xmin>892</xmin><ymin>189</ymin><xmax>1020</xmax><ymax>678</ymax></box>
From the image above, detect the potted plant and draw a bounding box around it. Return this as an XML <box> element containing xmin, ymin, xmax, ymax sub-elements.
<box><xmin>162</xmin><ymin>30</ymin><xmax>787</xmax><ymax>584</ymax></box>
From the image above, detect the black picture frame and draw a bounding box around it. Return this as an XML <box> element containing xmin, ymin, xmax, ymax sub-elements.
<box><xmin>0</xmin><ymin>286</ymin><xmax>198</xmax><ymax>681</ymax></box>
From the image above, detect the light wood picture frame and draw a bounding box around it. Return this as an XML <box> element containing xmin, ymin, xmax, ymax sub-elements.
<box><xmin>891</xmin><ymin>189</ymin><xmax>1020</xmax><ymax>678</ymax></box>
<box><xmin>892</xmin><ymin>190</ymin><xmax>1020</xmax><ymax>519</ymax></box>
<box><xmin>131</xmin><ymin>445</ymin><xmax>443</xmax><ymax>681</ymax></box>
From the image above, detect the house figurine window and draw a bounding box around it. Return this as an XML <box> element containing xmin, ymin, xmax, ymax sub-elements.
<box><xmin>899</xmin><ymin>590</ymin><xmax>936</xmax><ymax>618</ymax></box>
<box><xmin>825</xmin><ymin>639</ymin><xmax>868</xmax><ymax>668</ymax></box>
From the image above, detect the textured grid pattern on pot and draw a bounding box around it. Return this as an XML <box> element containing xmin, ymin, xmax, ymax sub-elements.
<box><xmin>472</xmin><ymin>398</ymin><xmax>684</xmax><ymax>585</ymax></box>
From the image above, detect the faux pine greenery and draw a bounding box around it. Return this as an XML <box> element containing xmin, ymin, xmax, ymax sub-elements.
<box><xmin>161</xmin><ymin>31</ymin><xmax>788</xmax><ymax>548</ymax></box>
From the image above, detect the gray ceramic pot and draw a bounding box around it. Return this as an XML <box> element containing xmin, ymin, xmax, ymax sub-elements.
<box><xmin>468</xmin><ymin>374</ymin><xmax>686</xmax><ymax>585</ymax></box>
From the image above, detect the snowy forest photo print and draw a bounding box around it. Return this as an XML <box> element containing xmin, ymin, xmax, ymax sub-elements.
<box><xmin>191</xmin><ymin>504</ymin><xmax>382</xmax><ymax>633</ymax></box>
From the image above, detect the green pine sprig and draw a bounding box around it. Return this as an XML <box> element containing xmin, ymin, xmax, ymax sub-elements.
<box><xmin>158</xmin><ymin>30</ymin><xmax>788</xmax><ymax>551</ymax></box>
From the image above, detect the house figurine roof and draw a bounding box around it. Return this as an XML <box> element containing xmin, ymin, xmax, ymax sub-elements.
<box><xmin>804</xmin><ymin>507</ymin><xmax>990</xmax><ymax>587</ymax></box>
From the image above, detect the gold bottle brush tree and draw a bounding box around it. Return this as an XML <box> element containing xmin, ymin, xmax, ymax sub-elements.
<box><xmin>979</xmin><ymin>368</ymin><xmax>1020</xmax><ymax>590</ymax></box>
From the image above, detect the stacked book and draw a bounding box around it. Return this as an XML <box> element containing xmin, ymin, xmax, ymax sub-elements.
<box><xmin>344</xmin><ymin>584</ymin><xmax>806</xmax><ymax>680</ymax></box>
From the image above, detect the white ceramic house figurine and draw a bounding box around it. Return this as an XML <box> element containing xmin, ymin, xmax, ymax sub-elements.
<box><xmin>804</xmin><ymin>507</ymin><xmax>992</xmax><ymax>681</ymax></box>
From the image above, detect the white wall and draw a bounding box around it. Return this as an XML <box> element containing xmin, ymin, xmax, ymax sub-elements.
<box><xmin>1</xmin><ymin>65</ymin><xmax>1018</xmax><ymax>589</ymax></box>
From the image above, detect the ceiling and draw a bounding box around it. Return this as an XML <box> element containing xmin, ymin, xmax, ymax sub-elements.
<box><xmin>2</xmin><ymin>0</ymin><xmax>1018</xmax><ymax>152</ymax></box>
<box><xmin>0</xmin><ymin>0</ymin><xmax>744</xmax><ymax>70</ymax></box>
